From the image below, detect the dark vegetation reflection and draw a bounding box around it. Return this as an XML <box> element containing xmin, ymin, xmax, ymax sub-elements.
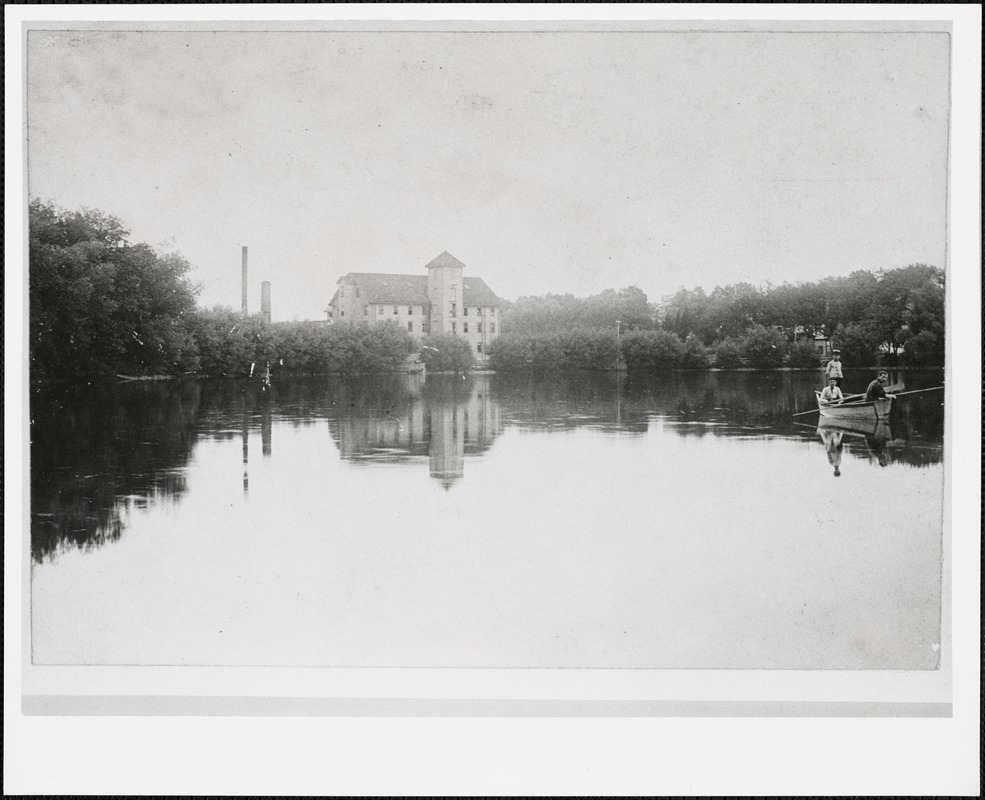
<box><xmin>30</xmin><ymin>380</ymin><xmax>202</xmax><ymax>562</ymax></box>
<box><xmin>30</xmin><ymin>368</ymin><xmax>943</xmax><ymax>561</ymax></box>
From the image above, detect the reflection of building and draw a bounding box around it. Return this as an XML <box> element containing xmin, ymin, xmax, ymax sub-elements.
<box><xmin>428</xmin><ymin>383</ymin><xmax>501</xmax><ymax>488</ymax></box>
<box><xmin>325</xmin><ymin>251</ymin><xmax>504</xmax><ymax>362</ymax></box>
<box><xmin>329</xmin><ymin>376</ymin><xmax>502</xmax><ymax>488</ymax></box>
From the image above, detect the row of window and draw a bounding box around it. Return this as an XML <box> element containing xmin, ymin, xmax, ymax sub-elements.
<box><xmin>357</xmin><ymin>305</ymin><xmax>498</xmax><ymax>318</ymax></box>
<box><xmin>331</xmin><ymin>312</ymin><xmax>496</xmax><ymax>336</ymax></box>
<box><xmin>450</xmin><ymin>305</ymin><xmax>496</xmax><ymax>318</ymax></box>
<box><xmin>367</xmin><ymin>305</ymin><xmax>421</xmax><ymax>316</ymax></box>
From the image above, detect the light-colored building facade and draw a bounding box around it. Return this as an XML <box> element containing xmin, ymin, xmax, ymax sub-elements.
<box><xmin>326</xmin><ymin>251</ymin><xmax>504</xmax><ymax>361</ymax></box>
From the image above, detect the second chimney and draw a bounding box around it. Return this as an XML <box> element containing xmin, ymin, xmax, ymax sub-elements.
<box><xmin>261</xmin><ymin>281</ymin><xmax>271</xmax><ymax>324</ymax></box>
<box><xmin>241</xmin><ymin>246</ymin><xmax>248</xmax><ymax>315</ymax></box>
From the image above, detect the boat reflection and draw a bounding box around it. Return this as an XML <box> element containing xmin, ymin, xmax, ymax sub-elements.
<box><xmin>816</xmin><ymin>417</ymin><xmax>893</xmax><ymax>474</ymax></box>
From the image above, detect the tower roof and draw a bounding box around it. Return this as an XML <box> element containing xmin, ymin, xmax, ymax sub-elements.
<box><xmin>425</xmin><ymin>251</ymin><xmax>466</xmax><ymax>270</ymax></box>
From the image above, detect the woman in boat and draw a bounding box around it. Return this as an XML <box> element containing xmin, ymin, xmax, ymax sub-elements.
<box><xmin>818</xmin><ymin>377</ymin><xmax>844</xmax><ymax>406</ymax></box>
<box><xmin>864</xmin><ymin>370</ymin><xmax>898</xmax><ymax>402</ymax></box>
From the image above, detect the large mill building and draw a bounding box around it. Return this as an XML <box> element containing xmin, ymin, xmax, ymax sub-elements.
<box><xmin>326</xmin><ymin>251</ymin><xmax>504</xmax><ymax>362</ymax></box>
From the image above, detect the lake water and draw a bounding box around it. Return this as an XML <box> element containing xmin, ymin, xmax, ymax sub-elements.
<box><xmin>29</xmin><ymin>368</ymin><xmax>945</xmax><ymax>669</ymax></box>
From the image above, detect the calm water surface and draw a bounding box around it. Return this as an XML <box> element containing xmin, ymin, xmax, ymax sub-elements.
<box><xmin>30</xmin><ymin>368</ymin><xmax>945</xmax><ymax>669</ymax></box>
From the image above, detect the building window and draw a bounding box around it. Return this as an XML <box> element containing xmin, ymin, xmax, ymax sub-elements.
<box><xmin>393</xmin><ymin>306</ymin><xmax>398</xmax><ymax>315</ymax></box>
<box><xmin>490</xmin><ymin>323</ymin><xmax>496</xmax><ymax>333</ymax></box>
<box><xmin>408</xmin><ymin>306</ymin><xmax>413</xmax><ymax>315</ymax></box>
<box><xmin>464</xmin><ymin>307</ymin><xmax>469</xmax><ymax>316</ymax></box>
<box><xmin>364</xmin><ymin>306</ymin><xmax>368</xmax><ymax>316</ymax></box>
<box><xmin>477</xmin><ymin>343</ymin><xmax>483</xmax><ymax>353</ymax></box>
<box><xmin>451</xmin><ymin>322</ymin><xmax>456</xmax><ymax>334</ymax></box>
<box><xmin>477</xmin><ymin>323</ymin><xmax>482</xmax><ymax>333</ymax></box>
<box><xmin>464</xmin><ymin>322</ymin><xmax>470</xmax><ymax>333</ymax></box>
<box><xmin>341</xmin><ymin>310</ymin><xmax>345</xmax><ymax>317</ymax></box>
<box><xmin>378</xmin><ymin>307</ymin><xmax>384</xmax><ymax>314</ymax></box>
<box><xmin>450</xmin><ymin>302</ymin><xmax>457</xmax><ymax>317</ymax></box>
<box><xmin>407</xmin><ymin>322</ymin><xmax>413</xmax><ymax>332</ymax></box>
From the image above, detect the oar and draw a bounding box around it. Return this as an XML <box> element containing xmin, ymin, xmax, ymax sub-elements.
<box><xmin>792</xmin><ymin>407</ymin><xmax>821</xmax><ymax>417</ymax></box>
<box><xmin>839</xmin><ymin>383</ymin><xmax>903</xmax><ymax>402</ymax></box>
<box><xmin>888</xmin><ymin>386</ymin><xmax>944</xmax><ymax>398</ymax></box>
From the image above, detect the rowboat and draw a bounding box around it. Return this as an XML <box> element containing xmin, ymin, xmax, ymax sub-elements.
<box><xmin>815</xmin><ymin>391</ymin><xmax>892</xmax><ymax>421</ymax></box>
<box><xmin>818</xmin><ymin>415</ymin><xmax>891</xmax><ymax>440</ymax></box>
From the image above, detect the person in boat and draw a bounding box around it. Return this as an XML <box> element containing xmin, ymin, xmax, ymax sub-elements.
<box><xmin>824</xmin><ymin>349</ymin><xmax>844</xmax><ymax>387</ymax></box>
<box><xmin>818</xmin><ymin>427</ymin><xmax>843</xmax><ymax>476</ymax></box>
<box><xmin>864</xmin><ymin>370</ymin><xmax>898</xmax><ymax>402</ymax></box>
<box><xmin>818</xmin><ymin>377</ymin><xmax>844</xmax><ymax>406</ymax></box>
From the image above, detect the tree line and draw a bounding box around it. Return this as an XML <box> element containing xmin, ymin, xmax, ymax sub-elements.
<box><xmin>29</xmin><ymin>200</ymin><xmax>944</xmax><ymax>381</ymax></box>
<box><xmin>29</xmin><ymin>200</ymin><xmax>459</xmax><ymax>380</ymax></box>
<box><xmin>497</xmin><ymin>265</ymin><xmax>943</xmax><ymax>368</ymax></box>
<box><xmin>659</xmin><ymin>266</ymin><xmax>944</xmax><ymax>366</ymax></box>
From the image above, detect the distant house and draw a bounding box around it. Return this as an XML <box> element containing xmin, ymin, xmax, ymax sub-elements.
<box><xmin>326</xmin><ymin>251</ymin><xmax>504</xmax><ymax>362</ymax></box>
<box><xmin>654</xmin><ymin>290</ymin><xmax>681</xmax><ymax>325</ymax></box>
<box><xmin>813</xmin><ymin>332</ymin><xmax>833</xmax><ymax>359</ymax></box>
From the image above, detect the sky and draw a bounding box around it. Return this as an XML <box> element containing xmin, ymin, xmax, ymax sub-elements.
<box><xmin>26</xmin><ymin>25</ymin><xmax>950</xmax><ymax>321</ymax></box>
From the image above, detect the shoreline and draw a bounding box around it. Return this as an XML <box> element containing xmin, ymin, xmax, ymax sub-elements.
<box><xmin>29</xmin><ymin>364</ymin><xmax>944</xmax><ymax>387</ymax></box>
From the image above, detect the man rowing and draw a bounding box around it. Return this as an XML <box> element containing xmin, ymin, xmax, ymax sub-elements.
<box><xmin>864</xmin><ymin>369</ymin><xmax>898</xmax><ymax>402</ymax></box>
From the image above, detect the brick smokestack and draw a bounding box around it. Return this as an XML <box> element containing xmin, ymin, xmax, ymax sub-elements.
<box><xmin>261</xmin><ymin>281</ymin><xmax>271</xmax><ymax>324</ymax></box>
<box><xmin>241</xmin><ymin>246</ymin><xmax>248</xmax><ymax>314</ymax></box>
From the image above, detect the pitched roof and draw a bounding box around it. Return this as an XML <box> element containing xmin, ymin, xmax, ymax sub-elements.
<box><xmin>462</xmin><ymin>277</ymin><xmax>503</xmax><ymax>307</ymax></box>
<box><xmin>339</xmin><ymin>273</ymin><xmax>430</xmax><ymax>305</ymax></box>
<box><xmin>425</xmin><ymin>251</ymin><xmax>466</xmax><ymax>270</ymax></box>
<box><xmin>330</xmin><ymin>265</ymin><xmax>505</xmax><ymax>308</ymax></box>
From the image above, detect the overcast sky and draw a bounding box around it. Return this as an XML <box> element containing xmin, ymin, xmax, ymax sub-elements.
<box><xmin>27</xmin><ymin>26</ymin><xmax>949</xmax><ymax>320</ymax></box>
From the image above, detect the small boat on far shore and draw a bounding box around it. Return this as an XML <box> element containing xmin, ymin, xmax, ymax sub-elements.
<box><xmin>815</xmin><ymin>391</ymin><xmax>892</xmax><ymax>421</ymax></box>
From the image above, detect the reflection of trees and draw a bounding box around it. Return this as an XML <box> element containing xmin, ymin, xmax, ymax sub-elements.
<box><xmin>30</xmin><ymin>380</ymin><xmax>202</xmax><ymax>562</ymax></box>
<box><xmin>31</xmin><ymin>369</ymin><xmax>944</xmax><ymax>561</ymax></box>
<box><xmin>489</xmin><ymin>371</ymin><xmax>647</xmax><ymax>433</ymax></box>
<box><xmin>488</xmin><ymin>369</ymin><xmax>943</xmax><ymax>465</ymax></box>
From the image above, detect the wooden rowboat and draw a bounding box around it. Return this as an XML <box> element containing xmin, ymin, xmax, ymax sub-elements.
<box><xmin>818</xmin><ymin>415</ymin><xmax>891</xmax><ymax>439</ymax></box>
<box><xmin>815</xmin><ymin>391</ymin><xmax>892</xmax><ymax>421</ymax></box>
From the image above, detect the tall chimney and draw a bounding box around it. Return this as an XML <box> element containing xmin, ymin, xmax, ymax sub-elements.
<box><xmin>241</xmin><ymin>246</ymin><xmax>248</xmax><ymax>315</ymax></box>
<box><xmin>261</xmin><ymin>281</ymin><xmax>271</xmax><ymax>324</ymax></box>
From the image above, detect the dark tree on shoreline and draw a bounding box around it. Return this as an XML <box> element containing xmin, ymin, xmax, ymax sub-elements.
<box><xmin>29</xmin><ymin>199</ymin><xmax>200</xmax><ymax>380</ymax></box>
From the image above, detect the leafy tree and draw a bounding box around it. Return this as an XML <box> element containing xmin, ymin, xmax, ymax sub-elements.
<box><xmin>564</xmin><ymin>330</ymin><xmax>621</xmax><ymax>369</ymax></box>
<box><xmin>487</xmin><ymin>331</ymin><xmax>620</xmax><ymax>371</ymax></box>
<box><xmin>680</xmin><ymin>333</ymin><xmax>711</xmax><ymax>369</ymax></box>
<box><xmin>620</xmin><ymin>330</ymin><xmax>684</xmax><ymax>369</ymax></box>
<box><xmin>30</xmin><ymin>199</ymin><xmax>200</xmax><ymax>379</ymax></box>
<box><xmin>713</xmin><ymin>338</ymin><xmax>745</xmax><ymax>369</ymax></box>
<box><xmin>502</xmin><ymin>286</ymin><xmax>656</xmax><ymax>335</ymax></box>
<box><xmin>740</xmin><ymin>325</ymin><xmax>787</xmax><ymax>369</ymax></box>
<box><xmin>787</xmin><ymin>339</ymin><xmax>823</xmax><ymax>369</ymax></box>
<box><xmin>662</xmin><ymin>286</ymin><xmax>716</xmax><ymax>343</ymax></box>
<box><xmin>421</xmin><ymin>333</ymin><xmax>475</xmax><ymax>372</ymax></box>
<box><xmin>900</xmin><ymin>330</ymin><xmax>944</xmax><ymax>367</ymax></box>
<box><xmin>832</xmin><ymin>322</ymin><xmax>881</xmax><ymax>367</ymax></box>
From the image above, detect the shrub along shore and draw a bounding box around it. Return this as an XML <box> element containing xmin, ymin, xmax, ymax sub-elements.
<box><xmin>485</xmin><ymin>326</ymin><xmax>936</xmax><ymax>372</ymax></box>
